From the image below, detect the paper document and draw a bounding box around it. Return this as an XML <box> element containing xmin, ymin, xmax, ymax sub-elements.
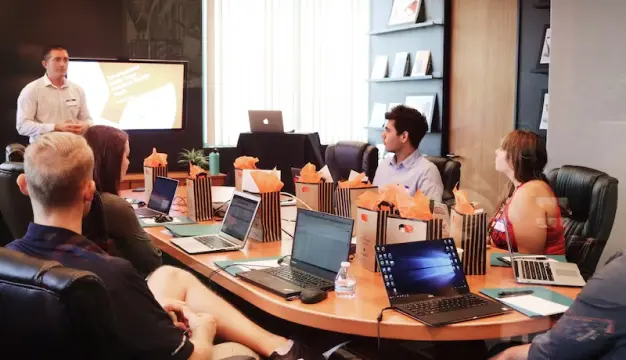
<box><xmin>142</xmin><ymin>217</ymin><xmax>185</xmax><ymax>225</ymax></box>
<box><xmin>499</xmin><ymin>295</ymin><xmax>569</xmax><ymax>316</ymax></box>
<box><xmin>235</xmin><ymin>260</ymin><xmax>280</xmax><ymax>272</ymax></box>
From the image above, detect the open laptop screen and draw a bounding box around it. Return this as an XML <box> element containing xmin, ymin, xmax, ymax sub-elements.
<box><xmin>148</xmin><ymin>177</ymin><xmax>178</xmax><ymax>213</ymax></box>
<box><xmin>376</xmin><ymin>239</ymin><xmax>469</xmax><ymax>300</ymax></box>
<box><xmin>291</xmin><ymin>209</ymin><xmax>353</xmax><ymax>274</ymax></box>
<box><xmin>220</xmin><ymin>193</ymin><xmax>259</xmax><ymax>242</ymax></box>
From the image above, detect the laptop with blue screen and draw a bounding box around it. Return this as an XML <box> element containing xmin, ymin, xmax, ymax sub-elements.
<box><xmin>376</xmin><ymin>239</ymin><xmax>510</xmax><ymax>326</ymax></box>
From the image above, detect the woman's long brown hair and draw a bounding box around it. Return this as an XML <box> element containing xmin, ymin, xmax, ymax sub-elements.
<box><xmin>84</xmin><ymin>125</ymin><xmax>129</xmax><ymax>195</ymax></box>
<box><xmin>496</xmin><ymin>130</ymin><xmax>549</xmax><ymax>209</ymax></box>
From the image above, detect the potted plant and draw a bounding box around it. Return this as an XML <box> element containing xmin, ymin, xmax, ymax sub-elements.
<box><xmin>178</xmin><ymin>148</ymin><xmax>209</xmax><ymax>172</ymax></box>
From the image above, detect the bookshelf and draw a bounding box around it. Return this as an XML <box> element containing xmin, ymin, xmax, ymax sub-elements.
<box><xmin>367</xmin><ymin>0</ymin><xmax>450</xmax><ymax>157</ymax></box>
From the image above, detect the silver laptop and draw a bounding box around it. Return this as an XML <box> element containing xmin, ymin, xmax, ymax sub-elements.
<box><xmin>135</xmin><ymin>176</ymin><xmax>179</xmax><ymax>218</ymax></box>
<box><xmin>503</xmin><ymin>218</ymin><xmax>586</xmax><ymax>287</ymax></box>
<box><xmin>171</xmin><ymin>191</ymin><xmax>260</xmax><ymax>254</ymax></box>
<box><xmin>248</xmin><ymin>110</ymin><xmax>284</xmax><ymax>133</ymax></box>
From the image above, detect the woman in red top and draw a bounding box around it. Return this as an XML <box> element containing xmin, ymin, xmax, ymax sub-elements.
<box><xmin>488</xmin><ymin>130</ymin><xmax>565</xmax><ymax>255</ymax></box>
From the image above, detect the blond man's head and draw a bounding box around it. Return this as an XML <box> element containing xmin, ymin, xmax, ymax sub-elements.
<box><xmin>18</xmin><ymin>132</ymin><xmax>95</xmax><ymax>209</ymax></box>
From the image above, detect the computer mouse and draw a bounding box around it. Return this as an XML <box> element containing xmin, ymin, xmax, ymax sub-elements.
<box><xmin>300</xmin><ymin>288</ymin><xmax>327</xmax><ymax>304</ymax></box>
<box><xmin>154</xmin><ymin>214</ymin><xmax>173</xmax><ymax>223</ymax></box>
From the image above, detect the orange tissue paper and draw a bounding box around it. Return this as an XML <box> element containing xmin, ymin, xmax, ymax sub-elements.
<box><xmin>298</xmin><ymin>163</ymin><xmax>323</xmax><ymax>183</ymax></box>
<box><xmin>338</xmin><ymin>172</ymin><xmax>371</xmax><ymax>189</ymax></box>
<box><xmin>144</xmin><ymin>148</ymin><xmax>168</xmax><ymax>167</ymax></box>
<box><xmin>453</xmin><ymin>184</ymin><xmax>474</xmax><ymax>215</ymax></box>
<box><xmin>233</xmin><ymin>156</ymin><xmax>259</xmax><ymax>170</ymax></box>
<box><xmin>188</xmin><ymin>162</ymin><xmax>207</xmax><ymax>180</ymax></box>
<box><xmin>251</xmin><ymin>169</ymin><xmax>284</xmax><ymax>193</ymax></box>
<box><xmin>397</xmin><ymin>190</ymin><xmax>433</xmax><ymax>221</ymax></box>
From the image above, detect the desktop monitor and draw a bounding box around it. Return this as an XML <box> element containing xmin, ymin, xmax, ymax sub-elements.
<box><xmin>67</xmin><ymin>58</ymin><xmax>187</xmax><ymax>131</ymax></box>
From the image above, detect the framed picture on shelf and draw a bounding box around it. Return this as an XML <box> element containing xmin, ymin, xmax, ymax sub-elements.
<box><xmin>539</xmin><ymin>90</ymin><xmax>549</xmax><ymax>130</ymax></box>
<box><xmin>537</xmin><ymin>25</ymin><xmax>551</xmax><ymax>69</ymax></box>
<box><xmin>388</xmin><ymin>0</ymin><xmax>422</xmax><ymax>26</ymax></box>
<box><xmin>405</xmin><ymin>93</ymin><xmax>437</xmax><ymax>132</ymax></box>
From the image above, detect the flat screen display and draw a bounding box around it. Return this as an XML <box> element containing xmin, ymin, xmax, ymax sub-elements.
<box><xmin>67</xmin><ymin>58</ymin><xmax>186</xmax><ymax>130</ymax></box>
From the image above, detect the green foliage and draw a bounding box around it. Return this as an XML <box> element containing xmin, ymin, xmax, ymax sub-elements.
<box><xmin>178</xmin><ymin>148</ymin><xmax>209</xmax><ymax>170</ymax></box>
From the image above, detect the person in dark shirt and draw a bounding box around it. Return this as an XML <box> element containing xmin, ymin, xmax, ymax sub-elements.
<box><xmin>7</xmin><ymin>132</ymin><xmax>321</xmax><ymax>360</ymax></box>
<box><xmin>490</xmin><ymin>252</ymin><xmax>626</xmax><ymax>360</ymax></box>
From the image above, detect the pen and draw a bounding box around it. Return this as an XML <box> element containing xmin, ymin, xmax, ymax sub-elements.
<box><xmin>497</xmin><ymin>290</ymin><xmax>534</xmax><ymax>298</ymax></box>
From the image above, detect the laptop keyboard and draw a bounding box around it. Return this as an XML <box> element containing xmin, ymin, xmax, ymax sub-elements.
<box><xmin>399</xmin><ymin>294</ymin><xmax>489</xmax><ymax>316</ymax></box>
<box><xmin>136</xmin><ymin>207</ymin><xmax>161</xmax><ymax>217</ymax></box>
<box><xmin>195</xmin><ymin>235</ymin><xmax>235</xmax><ymax>249</ymax></box>
<box><xmin>520</xmin><ymin>260</ymin><xmax>554</xmax><ymax>281</ymax></box>
<box><xmin>265</xmin><ymin>266</ymin><xmax>333</xmax><ymax>289</ymax></box>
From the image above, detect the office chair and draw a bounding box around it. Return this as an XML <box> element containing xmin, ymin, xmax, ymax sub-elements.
<box><xmin>425</xmin><ymin>156</ymin><xmax>461</xmax><ymax>207</ymax></box>
<box><xmin>324</xmin><ymin>141</ymin><xmax>379</xmax><ymax>181</ymax></box>
<box><xmin>0</xmin><ymin>247</ymin><xmax>117</xmax><ymax>359</ymax></box>
<box><xmin>0</xmin><ymin>161</ymin><xmax>32</xmax><ymax>240</ymax></box>
<box><xmin>547</xmin><ymin>165</ymin><xmax>618</xmax><ymax>279</ymax></box>
<box><xmin>5</xmin><ymin>143</ymin><xmax>25</xmax><ymax>162</ymax></box>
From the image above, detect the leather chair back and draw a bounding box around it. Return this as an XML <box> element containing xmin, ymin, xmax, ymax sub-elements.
<box><xmin>425</xmin><ymin>156</ymin><xmax>461</xmax><ymax>206</ymax></box>
<box><xmin>0</xmin><ymin>247</ymin><xmax>116</xmax><ymax>359</ymax></box>
<box><xmin>5</xmin><ymin>143</ymin><xmax>25</xmax><ymax>163</ymax></box>
<box><xmin>324</xmin><ymin>141</ymin><xmax>379</xmax><ymax>182</ymax></box>
<box><xmin>0</xmin><ymin>162</ymin><xmax>32</xmax><ymax>240</ymax></box>
<box><xmin>547</xmin><ymin>165</ymin><xmax>618</xmax><ymax>277</ymax></box>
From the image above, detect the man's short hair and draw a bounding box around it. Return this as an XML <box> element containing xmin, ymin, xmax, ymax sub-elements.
<box><xmin>385</xmin><ymin>105</ymin><xmax>429</xmax><ymax>149</ymax></box>
<box><xmin>42</xmin><ymin>45</ymin><xmax>68</xmax><ymax>61</ymax></box>
<box><xmin>24</xmin><ymin>133</ymin><xmax>94</xmax><ymax>208</ymax></box>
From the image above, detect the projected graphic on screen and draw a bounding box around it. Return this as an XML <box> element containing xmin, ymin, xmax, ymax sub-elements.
<box><xmin>67</xmin><ymin>59</ymin><xmax>185</xmax><ymax>130</ymax></box>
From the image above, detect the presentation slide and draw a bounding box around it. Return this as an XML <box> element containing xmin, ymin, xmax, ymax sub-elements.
<box><xmin>67</xmin><ymin>60</ymin><xmax>185</xmax><ymax>130</ymax></box>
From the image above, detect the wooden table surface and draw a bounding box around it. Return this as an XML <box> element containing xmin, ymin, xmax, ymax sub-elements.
<box><xmin>122</xmin><ymin>187</ymin><xmax>581</xmax><ymax>341</ymax></box>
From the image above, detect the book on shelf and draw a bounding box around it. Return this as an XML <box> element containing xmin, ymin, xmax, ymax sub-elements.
<box><xmin>368</xmin><ymin>103</ymin><xmax>388</xmax><ymax>128</ymax></box>
<box><xmin>390</xmin><ymin>52</ymin><xmax>410</xmax><ymax>78</ymax></box>
<box><xmin>410</xmin><ymin>50</ymin><xmax>431</xmax><ymax>77</ymax></box>
<box><xmin>388</xmin><ymin>0</ymin><xmax>422</xmax><ymax>26</ymax></box>
<box><xmin>371</xmin><ymin>55</ymin><xmax>389</xmax><ymax>80</ymax></box>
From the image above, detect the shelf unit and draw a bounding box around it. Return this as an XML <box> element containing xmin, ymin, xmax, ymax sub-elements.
<box><xmin>514</xmin><ymin>0</ymin><xmax>550</xmax><ymax>141</ymax></box>
<box><xmin>367</xmin><ymin>0</ymin><xmax>450</xmax><ymax>156</ymax></box>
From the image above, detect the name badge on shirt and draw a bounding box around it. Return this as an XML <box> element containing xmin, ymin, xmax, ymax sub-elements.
<box><xmin>494</xmin><ymin>219</ymin><xmax>506</xmax><ymax>232</ymax></box>
<box><xmin>65</xmin><ymin>98</ymin><xmax>78</xmax><ymax>107</ymax></box>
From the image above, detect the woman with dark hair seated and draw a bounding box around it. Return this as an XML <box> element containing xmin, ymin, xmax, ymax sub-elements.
<box><xmin>488</xmin><ymin>130</ymin><xmax>565</xmax><ymax>255</ymax></box>
<box><xmin>84</xmin><ymin>125</ymin><xmax>161</xmax><ymax>276</ymax></box>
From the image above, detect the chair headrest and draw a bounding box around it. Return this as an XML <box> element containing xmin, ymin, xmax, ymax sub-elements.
<box><xmin>0</xmin><ymin>161</ymin><xmax>25</xmax><ymax>174</ymax></box>
<box><xmin>0</xmin><ymin>247</ymin><xmax>101</xmax><ymax>293</ymax></box>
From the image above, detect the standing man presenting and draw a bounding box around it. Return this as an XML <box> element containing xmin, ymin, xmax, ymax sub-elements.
<box><xmin>16</xmin><ymin>45</ymin><xmax>91</xmax><ymax>143</ymax></box>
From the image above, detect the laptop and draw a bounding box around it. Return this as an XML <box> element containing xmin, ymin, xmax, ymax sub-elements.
<box><xmin>248</xmin><ymin>110</ymin><xmax>284</xmax><ymax>133</ymax></box>
<box><xmin>237</xmin><ymin>209</ymin><xmax>354</xmax><ymax>298</ymax></box>
<box><xmin>171</xmin><ymin>191</ymin><xmax>261</xmax><ymax>254</ymax></box>
<box><xmin>135</xmin><ymin>176</ymin><xmax>178</xmax><ymax>218</ymax></box>
<box><xmin>503</xmin><ymin>218</ymin><xmax>586</xmax><ymax>287</ymax></box>
<box><xmin>376</xmin><ymin>239</ymin><xmax>511</xmax><ymax>327</ymax></box>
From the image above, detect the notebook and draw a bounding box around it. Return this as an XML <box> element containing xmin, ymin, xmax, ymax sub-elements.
<box><xmin>480</xmin><ymin>287</ymin><xmax>574</xmax><ymax>317</ymax></box>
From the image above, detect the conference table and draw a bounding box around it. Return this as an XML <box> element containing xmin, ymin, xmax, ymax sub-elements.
<box><xmin>122</xmin><ymin>186</ymin><xmax>582</xmax><ymax>342</ymax></box>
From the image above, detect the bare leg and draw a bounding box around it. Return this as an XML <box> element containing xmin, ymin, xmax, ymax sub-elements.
<box><xmin>148</xmin><ymin>266</ymin><xmax>287</xmax><ymax>357</ymax></box>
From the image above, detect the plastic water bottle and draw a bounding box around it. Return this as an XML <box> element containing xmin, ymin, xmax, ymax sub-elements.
<box><xmin>335</xmin><ymin>262</ymin><xmax>356</xmax><ymax>299</ymax></box>
<box><xmin>209</xmin><ymin>148</ymin><xmax>220</xmax><ymax>176</ymax></box>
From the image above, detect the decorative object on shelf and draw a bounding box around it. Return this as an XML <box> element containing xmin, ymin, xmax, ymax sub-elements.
<box><xmin>369</xmin><ymin>103</ymin><xmax>388</xmax><ymax>128</ymax></box>
<box><xmin>370</xmin><ymin>19</ymin><xmax>443</xmax><ymax>35</ymax></box>
<box><xmin>177</xmin><ymin>148</ymin><xmax>209</xmax><ymax>170</ymax></box>
<box><xmin>533</xmin><ymin>0</ymin><xmax>550</xmax><ymax>9</ymax></box>
<box><xmin>390</xmin><ymin>52</ymin><xmax>410</xmax><ymax>78</ymax></box>
<box><xmin>371</xmin><ymin>55</ymin><xmax>389</xmax><ymax>79</ymax></box>
<box><xmin>537</xmin><ymin>25</ymin><xmax>551</xmax><ymax>69</ymax></box>
<box><xmin>410</xmin><ymin>50</ymin><xmax>432</xmax><ymax>77</ymax></box>
<box><xmin>539</xmin><ymin>90</ymin><xmax>549</xmax><ymax>130</ymax></box>
<box><xmin>405</xmin><ymin>93</ymin><xmax>437</xmax><ymax>132</ymax></box>
<box><xmin>388</xmin><ymin>0</ymin><xmax>422</xmax><ymax>26</ymax></box>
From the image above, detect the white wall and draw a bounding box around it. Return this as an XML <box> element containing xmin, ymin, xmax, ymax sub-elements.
<box><xmin>549</xmin><ymin>0</ymin><xmax>626</xmax><ymax>268</ymax></box>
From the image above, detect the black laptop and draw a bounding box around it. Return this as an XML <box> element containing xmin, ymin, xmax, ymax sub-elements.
<box><xmin>135</xmin><ymin>176</ymin><xmax>178</xmax><ymax>218</ymax></box>
<box><xmin>376</xmin><ymin>239</ymin><xmax>511</xmax><ymax>327</ymax></box>
<box><xmin>237</xmin><ymin>208</ymin><xmax>354</xmax><ymax>299</ymax></box>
